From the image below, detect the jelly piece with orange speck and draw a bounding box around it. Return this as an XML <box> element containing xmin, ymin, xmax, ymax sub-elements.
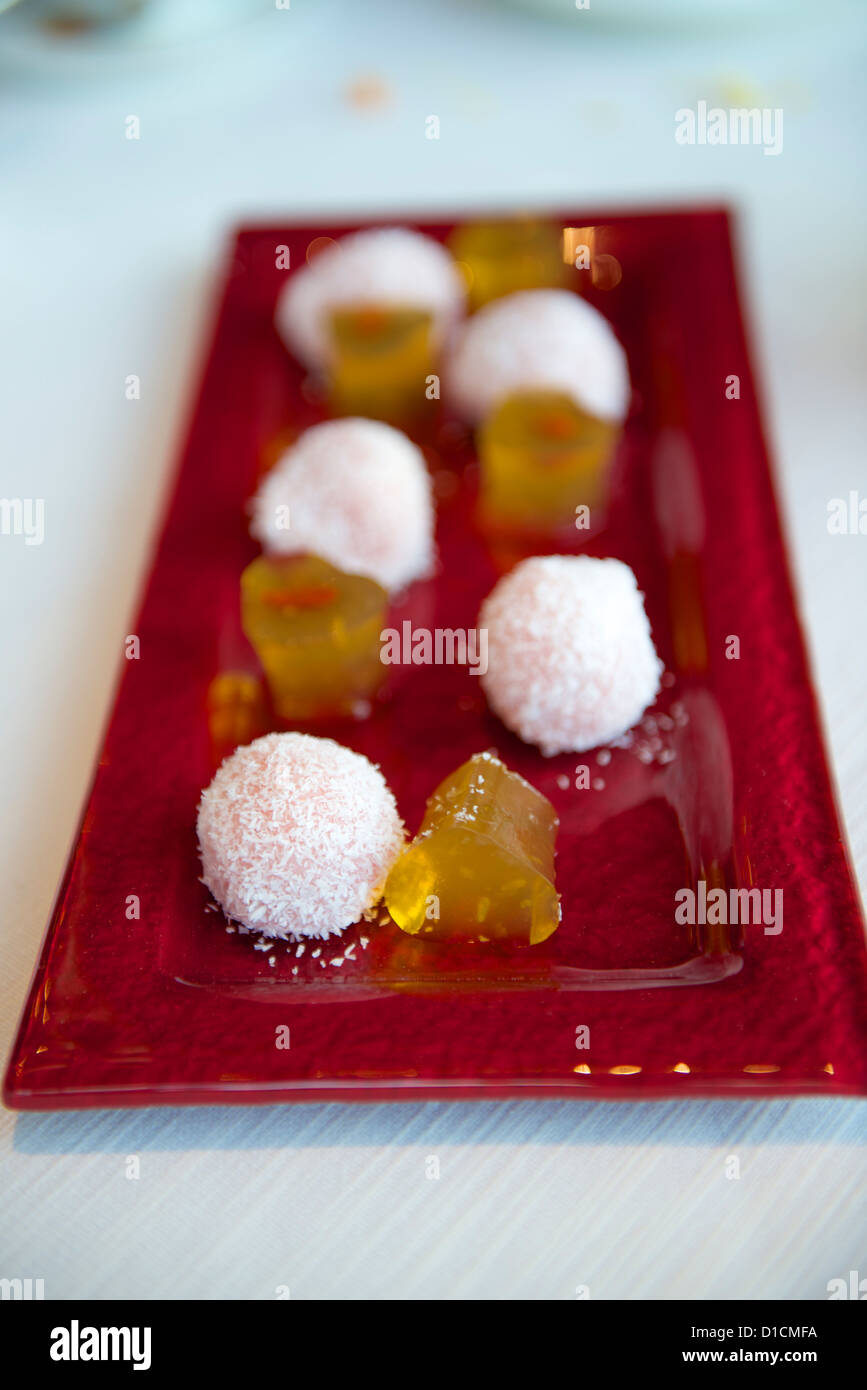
<box><xmin>327</xmin><ymin>306</ymin><xmax>434</xmax><ymax>422</ymax></box>
<box><xmin>447</xmin><ymin>219</ymin><xmax>565</xmax><ymax>310</ymax></box>
<box><xmin>477</xmin><ymin>389</ymin><xmax>619</xmax><ymax>536</ymax></box>
<box><xmin>241</xmin><ymin>554</ymin><xmax>387</xmax><ymax>721</ymax></box>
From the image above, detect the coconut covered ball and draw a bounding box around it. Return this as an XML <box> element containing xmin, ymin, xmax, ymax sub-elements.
<box><xmin>276</xmin><ymin>227</ymin><xmax>466</xmax><ymax>369</ymax></box>
<box><xmin>448</xmin><ymin>289</ymin><xmax>630</xmax><ymax>426</ymax></box>
<box><xmin>197</xmin><ymin>732</ymin><xmax>405</xmax><ymax>940</ymax></box>
<box><xmin>478</xmin><ymin>555</ymin><xmax>662</xmax><ymax>755</ymax></box>
<box><xmin>250</xmin><ymin>417</ymin><xmax>435</xmax><ymax>594</ymax></box>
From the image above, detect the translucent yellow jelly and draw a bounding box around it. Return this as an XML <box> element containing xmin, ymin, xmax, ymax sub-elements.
<box><xmin>328</xmin><ymin>306</ymin><xmax>434</xmax><ymax>422</ymax></box>
<box><xmin>385</xmin><ymin>752</ymin><xmax>560</xmax><ymax>946</ymax></box>
<box><xmin>206</xmin><ymin>670</ymin><xmax>268</xmax><ymax>763</ymax></box>
<box><xmin>241</xmin><ymin>554</ymin><xmax>387</xmax><ymax>721</ymax></box>
<box><xmin>477</xmin><ymin>390</ymin><xmax>619</xmax><ymax>535</ymax></box>
<box><xmin>448</xmin><ymin>220</ymin><xmax>565</xmax><ymax>310</ymax></box>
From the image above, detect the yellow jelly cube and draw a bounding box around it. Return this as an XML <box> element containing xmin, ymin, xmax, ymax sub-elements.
<box><xmin>477</xmin><ymin>389</ymin><xmax>619</xmax><ymax>536</ymax></box>
<box><xmin>327</xmin><ymin>306</ymin><xmax>434</xmax><ymax>422</ymax></box>
<box><xmin>385</xmin><ymin>752</ymin><xmax>560</xmax><ymax>946</ymax></box>
<box><xmin>448</xmin><ymin>219</ymin><xmax>565</xmax><ymax>310</ymax></box>
<box><xmin>241</xmin><ymin>554</ymin><xmax>387</xmax><ymax>721</ymax></box>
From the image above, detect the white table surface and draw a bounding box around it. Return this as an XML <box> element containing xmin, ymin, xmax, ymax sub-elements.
<box><xmin>1</xmin><ymin>0</ymin><xmax>865</xmax><ymax>1301</ymax></box>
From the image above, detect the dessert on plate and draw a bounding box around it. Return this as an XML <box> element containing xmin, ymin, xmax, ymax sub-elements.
<box><xmin>207</xmin><ymin>235</ymin><xmax>653</xmax><ymax>953</ymax></box>
<box><xmin>385</xmin><ymin>751</ymin><xmax>560</xmax><ymax>946</ymax></box>
<box><xmin>448</xmin><ymin>289</ymin><xmax>630</xmax><ymax>536</ymax></box>
<box><xmin>275</xmin><ymin>227</ymin><xmax>466</xmax><ymax>420</ymax></box>
<box><xmin>240</xmin><ymin>554</ymin><xmax>388</xmax><ymax>722</ymax></box>
<box><xmin>197</xmin><ymin>732</ymin><xmax>405</xmax><ymax>940</ymax></box>
<box><xmin>249</xmin><ymin>416</ymin><xmax>435</xmax><ymax>595</ymax></box>
<box><xmin>447</xmin><ymin>218</ymin><xmax>565</xmax><ymax>310</ymax></box>
<box><xmin>244</xmin><ymin>416</ymin><xmax>436</xmax><ymax>721</ymax></box>
<box><xmin>478</xmin><ymin>555</ymin><xmax>662</xmax><ymax>755</ymax></box>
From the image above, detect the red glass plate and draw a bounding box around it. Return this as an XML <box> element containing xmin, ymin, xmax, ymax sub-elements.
<box><xmin>6</xmin><ymin>208</ymin><xmax>867</xmax><ymax>1109</ymax></box>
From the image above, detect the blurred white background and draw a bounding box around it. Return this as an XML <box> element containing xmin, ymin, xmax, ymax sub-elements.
<box><xmin>1</xmin><ymin>0</ymin><xmax>865</xmax><ymax>1300</ymax></box>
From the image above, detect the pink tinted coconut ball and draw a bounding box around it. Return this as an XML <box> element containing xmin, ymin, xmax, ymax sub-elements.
<box><xmin>276</xmin><ymin>227</ymin><xmax>466</xmax><ymax>370</ymax></box>
<box><xmin>448</xmin><ymin>289</ymin><xmax>630</xmax><ymax>426</ymax></box>
<box><xmin>478</xmin><ymin>556</ymin><xmax>662</xmax><ymax>755</ymax></box>
<box><xmin>197</xmin><ymin>732</ymin><xmax>405</xmax><ymax>940</ymax></box>
<box><xmin>249</xmin><ymin>417</ymin><xmax>435</xmax><ymax>593</ymax></box>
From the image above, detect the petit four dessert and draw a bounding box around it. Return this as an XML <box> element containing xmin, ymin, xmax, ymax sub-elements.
<box><xmin>275</xmin><ymin>227</ymin><xmax>466</xmax><ymax>419</ymax></box>
<box><xmin>385</xmin><ymin>752</ymin><xmax>560</xmax><ymax>945</ymax></box>
<box><xmin>447</xmin><ymin>218</ymin><xmax>565</xmax><ymax>310</ymax></box>
<box><xmin>241</xmin><ymin>554</ymin><xmax>388</xmax><ymax>721</ymax></box>
<box><xmin>478</xmin><ymin>555</ymin><xmax>662</xmax><ymax>755</ymax></box>
<box><xmin>448</xmin><ymin>290</ymin><xmax>630</xmax><ymax>534</ymax></box>
<box><xmin>250</xmin><ymin>417</ymin><xmax>435</xmax><ymax>594</ymax></box>
<box><xmin>197</xmin><ymin>732</ymin><xmax>405</xmax><ymax>939</ymax></box>
<box><xmin>449</xmin><ymin>290</ymin><xmax>629</xmax><ymax>426</ymax></box>
<box><xmin>478</xmin><ymin>390</ymin><xmax>619</xmax><ymax>534</ymax></box>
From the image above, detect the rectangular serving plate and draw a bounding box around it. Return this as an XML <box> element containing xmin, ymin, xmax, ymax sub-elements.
<box><xmin>6</xmin><ymin>207</ymin><xmax>867</xmax><ymax>1109</ymax></box>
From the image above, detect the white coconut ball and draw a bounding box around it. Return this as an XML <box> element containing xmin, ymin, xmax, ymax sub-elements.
<box><xmin>276</xmin><ymin>227</ymin><xmax>466</xmax><ymax>369</ymax></box>
<box><xmin>197</xmin><ymin>732</ymin><xmax>405</xmax><ymax>940</ymax></box>
<box><xmin>250</xmin><ymin>417</ymin><xmax>435</xmax><ymax>594</ymax></box>
<box><xmin>478</xmin><ymin>555</ymin><xmax>662</xmax><ymax>755</ymax></box>
<box><xmin>448</xmin><ymin>288</ymin><xmax>630</xmax><ymax>425</ymax></box>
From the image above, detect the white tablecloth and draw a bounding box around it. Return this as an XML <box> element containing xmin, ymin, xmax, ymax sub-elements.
<box><xmin>1</xmin><ymin>0</ymin><xmax>865</xmax><ymax>1300</ymax></box>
